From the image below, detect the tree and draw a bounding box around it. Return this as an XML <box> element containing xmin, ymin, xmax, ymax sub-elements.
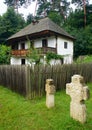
<box><xmin>4</xmin><ymin>0</ymin><xmax>32</xmax><ymax>7</ymax></box>
<box><xmin>51</xmin><ymin>0</ymin><xmax>70</xmax><ymax>21</ymax></box>
<box><xmin>37</xmin><ymin>0</ymin><xmax>70</xmax><ymax>23</ymax></box>
<box><xmin>37</xmin><ymin>0</ymin><xmax>51</xmax><ymax>17</ymax></box>
<box><xmin>0</xmin><ymin>7</ymin><xmax>25</xmax><ymax>43</ymax></box>
<box><xmin>72</xmin><ymin>0</ymin><xmax>89</xmax><ymax>7</ymax></box>
<box><xmin>0</xmin><ymin>45</ymin><xmax>11</xmax><ymax>64</ymax></box>
<box><xmin>64</xmin><ymin>9</ymin><xmax>84</xmax><ymax>29</ymax></box>
<box><xmin>63</xmin><ymin>4</ymin><xmax>92</xmax><ymax>58</ymax></box>
<box><xmin>26</xmin><ymin>13</ymin><xmax>34</xmax><ymax>25</ymax></box>
<box><xmin>73</xmin><ymin>27</ymin><xmax>92</xmax><ymax>58</ymax></box>
<box><xmin>27</xmin><ymin>48</ymin><xmax>40</xmax><ymax>64</ymax></box>
<box><xmin>86</xmin><ymin>4</ymin><xmax>92</xmax><ymax>26</ymax></box>
<box><xmin>48</xmin><ymin>11</ymin><xmax>62</xmax><ymax>26</ymax></box>
<box><xmin>4</xmin><ymin>0</ymin><xmax>71</xmax><ymax>23</ymax></box>
<box><xmin>64</xmin><ymin>4</ymin><xmax>92</xmax><ymax>30</ymax></box>
<box><xmin>72</xmin><ymin>0</ymin><xmax>89</xmax><ymax>27</ymax></box>
<box><xmin>4</xmin><ymin>0</ymin><xmax>35</xmax><ymax>11</ymax></box>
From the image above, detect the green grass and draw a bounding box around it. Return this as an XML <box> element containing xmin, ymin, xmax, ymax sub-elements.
<box><xmin>76</xmin><ymin>55</ymin><xmax>92</xmax><ymax>63</ymax></box>
<box><xmin>0</xmin><ymin>84</ymin><xmax>92</xmax><ymax>130</ymax></box>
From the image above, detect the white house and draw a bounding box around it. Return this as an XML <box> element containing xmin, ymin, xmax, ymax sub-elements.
<box><xmin>7</xmin><ymin>17</ymin><xmax>75</xmax><ymax>65</ymax></box>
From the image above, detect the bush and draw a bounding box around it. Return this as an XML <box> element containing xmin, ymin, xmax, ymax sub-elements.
<box><xmin>0</xmin><ymin>45</ymin><xmax>11</xmax><ymax>64</ymax></box>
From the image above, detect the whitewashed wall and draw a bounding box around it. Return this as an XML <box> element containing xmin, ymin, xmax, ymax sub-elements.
<box><xmin>25</xmin><ymin>41</ymin><xmax>29</xmax><ymax>49</ymax></box>
<box><xmin>57</xmin><ymin>37</ymin><xmax>73</xmax><ymax>64</ymax></box>
<box><xmin>48</xmin><ymin>37</ymin><xmax>56</xmax><ymax>48</ymax></box>
<box><xmin>10</xmin><ymin>57</ymin><xmax>30</xmax><ymax>65</ymax></box>
<box><xmin>11</xmin><ymin>36</ymin><xmax>73</xmax><ymax>65</ymax></box>
<box><xmin>49</xmin><ymin>59</ymin><xmax>61</xmax><ymax>65</ymax></box>
<box><xmin>18</xmin><ymin>41</ymin><xmax>29</xmax><ymax>49</ymax></box>
<box><xmin>34</xmin><ymin>39</ymin><xmax>42</xmax><ymax>48</ymax></box>
<box><xmin>57</xmin><ymin>37</ymin><xmax>73</xmax><ymax>55</ymax></box>
<box><xmin>63</xmin><ymin>55</ymin><xmax>73</xmax><ymax>64</ymax></box>
<box><xmin>34</xmin><ymin>36</ymin><xmax>56</xmax><ymax>48</ymax></box>
<box><xmin>11</xmin><ymin>57</ymin><xmax>21</xmax><ymax>65</ymax></box>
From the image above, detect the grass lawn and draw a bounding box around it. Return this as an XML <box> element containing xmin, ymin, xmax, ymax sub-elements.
<box><xmin>0</xmin><ymin>84</ymin><xmax>92</xmax><ymax>130</ymax></box>
<box><xmin>76</xmin><ymin>55</ymin><xmax>92</xmax><ymax>63</ymax></box>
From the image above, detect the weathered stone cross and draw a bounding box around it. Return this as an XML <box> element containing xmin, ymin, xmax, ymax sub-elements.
<box><xmin>66</xmin><ymin>75</ymin><xmax>90</xmax><ymax>123</ymax></box>
<box><xmin>45</xmin><ymin>79</ymin><xmax>56</xmax><ymax>108</ymax></box>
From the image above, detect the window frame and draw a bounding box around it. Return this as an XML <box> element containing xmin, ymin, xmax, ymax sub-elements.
<box><xmin>20</xmin><ymin>42</ymin><xmax>25</xmax><ymax>50</ymax></box>
<box><xmin>42</xmin><ymin>39</ymin><xmax>48</xmax><ymax>47</ymax></box>
<box><xmin>64</xmin><ymin>42</ymin><xmax>68</xmax><ymax>49</ymax></box>
<box><xmin>21</xmin><ymin>59</ymin><xmax>25</xmax><ymax>65</ymax></box>
<box><xmin>12</xmin><ymin>43</ymin><xmax>18</xmax><ymax>50</ymax></box>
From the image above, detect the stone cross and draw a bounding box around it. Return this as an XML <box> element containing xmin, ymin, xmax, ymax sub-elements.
<box><xmin>66</xmin><ymin>75</ymin><xmax>90</xmax><ymax>123</ymax></box>
<box><xmin>45</xmin><ymin>79</ymin><xmax>56</xmax><ymax>108</ymax></box>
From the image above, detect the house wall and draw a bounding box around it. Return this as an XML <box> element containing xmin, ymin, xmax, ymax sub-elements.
<box><xmin>57</xmin><ymin>37</ymin><xmax>73</xmax><ymax>55</ymax></box>
<box><xmin>10</xmin><ymin>36</ymin><xmax>73</xmax><ymax>65</ymax></box>
<box><xmin>34</xmin><ymin>39</ymin><xmax>42</xmax><ymax>48</ymax></box>
<box><xmin>47</xmin><ymin>37</ymin><xmax>56</xmax><ymax>48</ymax></box>
<box><xmin>18</xmin><ymin>41</ymin><xmax>29</xmax><ymax>49</ymax></box>
<box><xmin>57</xmin><ymin>37</ymin><xmax>73</xmax><ymax>64</ymax></box>
<box><xmin>11</xmin><ymin>57</ymin><xmax>21</xmax><ymax>65</ymax></box>
<box><xmin>34</xmin><ymin>36</ymin><xmax>56</xmax><ymax>48</ymax></box>
<box><xmin>10</xmin><ymin>57</ymin><xmax>30</xmax><ymax>65</ymax></box>
<box><xmin>49</xmin><ymin>59</ymin><xmax>61</xmax><ymax>65</ymax></box>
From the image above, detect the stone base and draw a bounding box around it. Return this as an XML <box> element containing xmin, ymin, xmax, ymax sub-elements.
<box><xmin>70</xmin><ymin>101</ymin><xmax>86</xmax><ymax>123</ymax></box>
<box><xmin>46</xmin><ymin>94</ymin><xmax>54</xmax><ymax>108</ymax></box>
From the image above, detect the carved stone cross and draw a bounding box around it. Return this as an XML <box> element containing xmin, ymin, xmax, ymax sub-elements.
<box><xmin>66</xmin><ymin>75</ymin><xmax>90</xmax><ymax>123</ymax></box>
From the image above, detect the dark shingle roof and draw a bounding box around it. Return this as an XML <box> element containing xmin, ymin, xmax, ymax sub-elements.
<box><xmin>8</xmin><ymin>17</ymin><xmax>74</xmax><ymax>40</ymax></box>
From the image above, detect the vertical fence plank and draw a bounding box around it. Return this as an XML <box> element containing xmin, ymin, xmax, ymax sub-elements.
<box><xmin>0</xmin><ymin>63</ymin><xmax>92</xmax><ymax>99</ymax></box>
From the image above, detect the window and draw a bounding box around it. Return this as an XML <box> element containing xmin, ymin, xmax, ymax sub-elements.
<box><xmin>64</xmin><ymin>42</ymin><xmax>68</xmax><ymax>49</ymax></box>
<box><xmin>42</xmin><ymin>39</ymin><xmax>47</xmax><ymax>47</ymax></box>
<box><xmin>21</xmin><ymin>43</ymin><xmax>25</xmax><ymax>49</ymax></box>
<box><xmin>21</xmin><ymin>59</ymin><xmax>25</xmax><ymax>65</ymax></box>
<box><xmin>12</xmin><ymin>44</ymin><xmax>18</xmax><ymax>50</ymax></box>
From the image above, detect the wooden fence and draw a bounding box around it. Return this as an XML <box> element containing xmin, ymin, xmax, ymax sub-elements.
<box><xmin>0</xmin><ymin>63</ymin><xmax>92</xmax><ymax>99</ymax></box>
<box><xmin>0</xmin><ymin>65</ymin><xmax>27</xmax><ymax>96</ymax></box>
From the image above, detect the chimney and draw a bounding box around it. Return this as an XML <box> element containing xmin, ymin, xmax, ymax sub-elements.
<box><xmin>32</xmin><ymin>19</ymin><xmax>39</xmax><ymax>25</ymax></box>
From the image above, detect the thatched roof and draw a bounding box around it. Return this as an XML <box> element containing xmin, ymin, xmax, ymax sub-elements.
<box><xmin>8</xmin><ymin>17</ymin><xmax>74</xmax><ymax>41</ymax></box>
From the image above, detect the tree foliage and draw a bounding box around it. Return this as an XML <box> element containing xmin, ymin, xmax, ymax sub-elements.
<box><xmin>46</xmin><ymin>51</ymin><xmax>63</xmax><ymax>64</ymax></box>
<box><xmin>37</xmin><ymin>0</ymin><xmax>51</xmax><ymax>17</ymax></box>
<box><xmin>2</xmin><ymin>0</ymin><xmax>92</xmax><ymax>59</ymax></box>
<box><xmin>86</xmin><ymin>4</ymin><xmax>92</xmax><ymax>26</ymax></box>
<box><xmin>48</xmin><ymin>11</ymin><xmax>62</xmax><ymax>26</ymax></box>
<box><xmin>4</xmin><ymin>0</ymin><xmax>32</xmax><ymax>7</ymax></box>
<box><xmin>37</xmin><ymin>0</ymin><xmax>70</xmax><ymax>23</ymax></box>
<box><xmin>38</xmin><ymin>0</ymin><xmax>70</xmax><ymax>20</ymax></box>
<box><xmin>64</xmin><ymin>10</ymin><xmax>84</xmax><ymax>29</ymax></box>
<box><xmin>26</xmin><ymin>13</ymin><xmax>34</xmax><ymax>25</ymax></box>
<box><xmin>73</xmin><ymin>28</ymin><xmax>92</xmax><ymax>57</ymax></box>
<box><xmin>27</xmin><ymin>48</ymin><xmax>40</xmax><ymax>64</ymax></box>
<box><xmin>0</xmin><ymin>7</ymin><xmax>25</xmax><ymax>43</ymax></box>
<box><xmin>0</xmin><ymin>45</ymin><xmax>11</xmax><ymax>64</ymax></box>
<box><xmin>63</xmin><ymin>4</ymin><xmax>92</xmax><ymax>58</ymax></box>
<box><xmin>72</xmin><ymin>0</ymin><xmax>89</xmax><ymax>7</ymax></box>
<box><xmin>72</xmin><ymin>0</ymin><xmax>89</xmax><ymax>27</ymax></box>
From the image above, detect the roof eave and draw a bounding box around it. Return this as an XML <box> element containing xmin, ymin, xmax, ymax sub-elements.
<box><xmin>7</xmin><ymin>30</ymin><xmax>75</xmax><ymax>44</ymax></box>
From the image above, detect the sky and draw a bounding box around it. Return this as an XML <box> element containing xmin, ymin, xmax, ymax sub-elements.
<box><xmin>0</xmin><ymin>0</ymin><xmax>92</xmax><ymax>19</ymax></box>
<box><xmin>0</xmin><ymin>0</ymin><xmax>37</xmax><ymax>18</ymax></box>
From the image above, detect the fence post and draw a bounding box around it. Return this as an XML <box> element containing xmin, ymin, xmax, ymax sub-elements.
<box><xmin>25</xmin><ymin>65</ymin><xmax>31</xmax><ymax>99</ymax></box>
